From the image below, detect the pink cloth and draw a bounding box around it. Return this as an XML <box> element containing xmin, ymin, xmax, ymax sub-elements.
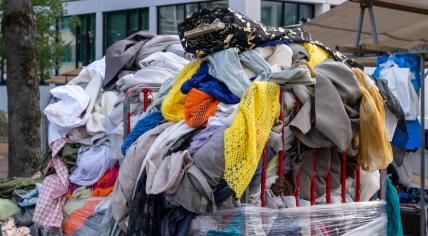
<box><xmin>50</xmin><ymin>138</ymin><xmax>73</xmax><ymax>157</ymax></box>
<box><xmin>33</xmin><ymin>157</ymin><xmax>69</xmax><ymax>230</ymax></box>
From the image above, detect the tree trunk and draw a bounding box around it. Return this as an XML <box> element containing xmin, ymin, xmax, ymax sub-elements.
<box><xmin>2</xmin><ymin>0</ymin><xmax>41</xmax><ymax>177</ymax></box>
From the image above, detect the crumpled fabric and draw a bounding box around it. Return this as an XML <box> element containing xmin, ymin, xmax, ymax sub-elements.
<box><xmin>173</xmin><ymin>165</ymin><xmax>216</xmax><ymax>214</ymax></box>
<box><xmin>208</xmin><ymin>48</ymin><xmax>251</xmax><ymax>98</ymax></box>
<box><xmin>289</xmin><ymin>59</ymin><xmax>362</xmax><ymax>153</ymax></box>
<box><xmin>116</xmin><ymin>53</ymin><xmax>186</xmax><ymax>92</ymax></box>
<box><xmin>0</xmin><ymin>178</ymin><xmax>36</xmax><ymax>199</ymax></box>
<box><xmin>386</xmin><ymin>177</ymin><xmax>403</xmax><ymax>236</ymax></box>
<box><xmin>0</xmin><ymin>198</ymin><xmax>20</xmax><ymax>220</ymax></box>
<box><xmin>69</xmin><ymin>144</ymin><xmax>116</xmax><ymax>186</ymax></box>
<box><xmin>181</xmin><ymin>62</ymin><xmax>240</xmax><ymax>104</ymax></box>
<box><xmin>184</xmin><ymin>88</ymin><xmax>220</xmax><ymax>128</ymax></box>
<box><xmin>301</xmin><ymin>43</ymin><xmax>330</xmax><ymax>69</ymax></box>
<box><xmin>112</xmin><ymin>122</ymin><xmax>173</xmax><ymax>232</ymax></box>
<box><xmin>224</xmin><ymin>81</ymin><xmax>280</xmax><ymax>197</ymax></box>
<box><xmin>352</xmin><ymin>68</ymin><xmax>393</xmax><ymax>171</ymax></box>
<box><xmin>33</xmin><ymin>157</ymin><xmax>69</xmax><ymax>230</ymax></box>
<box><xmin>63</xmin><ymin>198</ymin><xmax>101</xmax><ymax>234</ymax></box>
<box><xmin>44</xmin><ymin>85</ymin><xmax>90</xmax><ymax>129</ymax></box>
<box><xmin>161</xmin><ymin>61</ymin><xmax>203</xmax><ymax>121</ymax></box>
<box><xmin>121</xmin><ymin>111</ymin><xmax>163</xmax><ymax>155</ymax></box>
<box><xmin>91</xmin><ymin>166</ymin><xmax>119</xmax><ymax>197</ymax></box>
<box><xmin>146</xmin><ymin>150</ymin><xmax>193</xmax><ymax>195</ymax></box>
<box><xmin>0</xmin><ymin>218</ymin><xmax>31</xmax><ymax>236</ymax></box>
<box><xmin>104</xmin><ymin>31</ymin><xmax>156</xmax><ymax>89</ymax></box>
<box><xmin>144</xmin><ymin>121</ymin><xmax>195</xmax><ymax>194</ymax></box>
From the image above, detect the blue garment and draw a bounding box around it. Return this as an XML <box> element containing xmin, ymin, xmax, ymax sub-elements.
<box><xmin>373</xmin><ymin>54</ymin><xmax>420</xmax><ymax>91</ymax></box>
<box><xmin>181</xmin><ymin>62</ymin><xmax>240</xmax><ymax>104</ymax></box>
<box><xmin>214</xmin><ymin>180</ymin><xmax>234</xmax><ymax>205</ymax></box>
<box><xmin>257</xmin><ymin>39</ymin><xmax>289</xmax><ymax>48</ymax></box>
<box><xmin>161</xmin><ymin>208</ymin><xmax>195</xmax><ymax>236</ymax></box>
<box><xmin>121</xmin><ymin>111</ymin><xmax>163</xmax><ymax>155</ymax></box>
<box><xmin>392</xmin><ymin>120</ymin><xmax>421</xmax><ymax>150</ymax></box>
<box><xmin>386</xmin><ymin>177</ymin><xmax>403</xmax><ymax>236</ymax></box>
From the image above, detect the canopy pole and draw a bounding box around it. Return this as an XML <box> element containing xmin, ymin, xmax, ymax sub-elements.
<box><xmin>354</xmin><ymin>5</ymin><xmax>365</xmax><ymax>48</ymax></box>
<box><xmin>367</xmin><ymin>1</ymin><xmax>379</xmax><ymax>44</ymax></box>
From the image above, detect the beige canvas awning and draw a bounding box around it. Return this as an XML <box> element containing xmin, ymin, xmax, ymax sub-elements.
<box><xmin>304</xmin><ymin>0</ymin><xmax>428</xmax><ymax>50</ymax></box>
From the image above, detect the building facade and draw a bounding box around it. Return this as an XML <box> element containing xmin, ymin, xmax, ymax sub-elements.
<box><xmin>59</xmin><ymin>0</ymin><xmax>345</xmax><ymax>73</ymax></box>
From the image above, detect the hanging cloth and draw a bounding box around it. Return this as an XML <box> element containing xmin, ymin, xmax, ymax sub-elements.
<box><xmin>224</xmin><ymin>81</ymin><xmax>280</xmax><ymax>197</ymax></box>
<box><xmin>352</xmin><ymin>68</ymin><xmax>393</xmax><ymax>171</ymax></box>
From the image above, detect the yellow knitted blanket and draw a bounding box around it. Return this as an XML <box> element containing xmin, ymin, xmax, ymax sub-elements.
<box><xmin>161</xmin><ymin>61</ymin><xmax>202</xmax><ymax>122</ymax></box>
<box><xmin>352</xmin><ymin>68</ymin><xmax>393</xmax><ymax>171</ymax></box>
<box><xmin>224</xmin><ymin>81</ymin><xmax>280</xmax><ymax>197</ymax></box>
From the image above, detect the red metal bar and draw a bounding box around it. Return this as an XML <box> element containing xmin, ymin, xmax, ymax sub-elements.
<box><xmin>127</xmin><ymin>111</ymin><xmax>131</xmax><ymax>135</ymax></box>
<box><xmin>326</xmin><ymin>151</ymin><xmax>332</xmax><ymax>204</ymax></box>
<box><xmin>278</xmin><ymin>89</ymin><xmax>285</xmax><ymax>177</ymax></box>
<box><xmin>142</xmin><ymin>88</ymin><xmax>150</xmax><ymax>112</ymax></box>
<box><xmin>311</xmin><ymin>149</ymin><xmax>317</xmax><ymax>205</ymax></box>
<box><xmin>261</xmin><ymin>147</ymin><xmax>268</xmax><ymax>207</ymax></box>
<box><xmin>341</xmin><ymin>152</ymin><xmax>347</xmax><ymax>203</ymax></box>
<box><xmin>355</xmin><ymin>166</ymin><xmax>361</xmax><ymax>202</ymax></box>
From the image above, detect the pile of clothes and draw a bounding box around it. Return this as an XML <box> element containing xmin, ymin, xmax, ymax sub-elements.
<box><xmin>1</xmin><ymin>7</ymin><xmax>403</xmax><ymax>235</ymax></box>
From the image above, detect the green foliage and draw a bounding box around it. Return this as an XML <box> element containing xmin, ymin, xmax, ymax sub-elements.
<box><xmin>0</xmin><ymin>0</ymin><xmax>70</xmax><ymax>81</ymax></box>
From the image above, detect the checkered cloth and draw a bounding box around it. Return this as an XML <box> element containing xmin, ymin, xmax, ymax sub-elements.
<box><xmin>50</xmin><ymin>138</ymin><xmax>73</xmax><ymax>157</ymax></box>
<box><xmin>33</xmin><ymin>157</ymin><xmax>69</xmax><ymax>230</ymax></box>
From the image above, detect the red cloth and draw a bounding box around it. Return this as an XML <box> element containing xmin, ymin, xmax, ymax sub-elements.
<box><xmin>91</xmin><ymin>167</ymin><xmax>119</xmax><ymax>197</ymax></box>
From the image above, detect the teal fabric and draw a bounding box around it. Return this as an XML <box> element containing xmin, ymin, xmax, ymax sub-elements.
<box><xmin>386</xmin><ymin>177</ymin><xmax>403</xmax><ymax>236</ymax></box>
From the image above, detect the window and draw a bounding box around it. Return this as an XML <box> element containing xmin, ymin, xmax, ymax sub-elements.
<box><xmin>104</xmin><ymin>8</ymin><xmax>149</xmax><ymax>52</ymax></box>
<box><xmin>261</xmin><ymin>1</ymin><xmax>314</xmax><ymax>27</ymax></box>
<box><xmin>59</xmin><ymin>14</ymin><xmax>96</xmax><ymax>74</ymax></box>
<box><xmin>158</xmin><ymin>1</ymin><xmax>228</xmax><ymax>35</ymax></box>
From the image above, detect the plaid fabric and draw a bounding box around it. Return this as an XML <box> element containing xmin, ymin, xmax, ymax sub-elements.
<box><xmin>50</xmin><ymin>138</ymin><xmax>73</xmax><ymax>157</ymax></box>
<box><xmin>33</xmin><ymin>157</ymin><xmax>69</xmax><ymax>229</ymax></box>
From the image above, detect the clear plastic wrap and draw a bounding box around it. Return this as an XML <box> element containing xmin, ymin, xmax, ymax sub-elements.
<box><xmin>62</xmin><ymin>197</ymin><xmax>111</xmax><ymax>236</ymax></box>
<box><xmin>188</xmin><ymin>201</ymin><xmax>387</xmax><ymax>236</ymax></box>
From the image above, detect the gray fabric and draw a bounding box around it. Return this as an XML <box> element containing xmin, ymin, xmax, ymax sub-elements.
<box><xmin>111</xmin><ymin>122</ymin><xmax>173</xmax><ymax>232</ymax></box>
<box><xmin>269</xmin><ymin>63</ymin><xmax>315</xmax><ymax>85</ymax></box>
<box><xmin>173</xmin><ymin>165</ymin><xmax>216</xmax><ymax>214</ymax></box>
<box><xmin>134</xmin><ymin>35</ymin><xmax>181</xmax><ymax>65</ymax></box>
<box><xmin>267</xmin><ymin>120</ymin><xmax>284</xmax><ymax>154</ymax></box>
<box><xmin>299</xmin><ymin>148</ymin><xmax>341</xmax><ymax>200</ymax></box>
<box><xmin>147</xmin><ymin>150</ymin><xmax>193</xmax><ymax>195</ymax></box>
<box><xmin>104</xmin><ymin>31</ymin><xmax>156</xmax><ymax>89</ymax></box>
<box><xmin>288</xmin><ymin>43</ymin><xmax>310</xmax><ymax>64</ymax></box>
<box><xmin>208</xmin><ymin>48</ymin><xmax>251</xmax><ymax>98</ymax></box>
<box><xmin>192</xmin><ymin>127</ymin><xmax>226</xmax><ymax>187</ymax></box>
<box><xmin>240</xmin><ymin>49</ymin><xmax>272</xmax><ymax>81</ymax></box>
<box><xmin>289</xmin><ymin>59</ymin><xmax>361</xmax><ymax>153</ymax></box>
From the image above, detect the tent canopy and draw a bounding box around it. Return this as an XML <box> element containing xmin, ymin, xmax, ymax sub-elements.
<box><xmin>305</xmin><ymin>0</ymin><xmax>428</xmax><ymax>50</ymax></box>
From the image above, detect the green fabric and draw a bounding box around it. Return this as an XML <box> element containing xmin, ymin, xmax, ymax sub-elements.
<box><xmin>386</xmin><ymin>177</ymin><xmax>403</xmax><ymax>236</ymax></box>
<box><xmin>0</xmin><ymin>177</ymin><xmax>36</xmax><ymax>199</ymax></box>
<box><xmin>39</xmin><ymin>143</ymin><xmax>80</xmax><ymax>177</ymax></box>
<box><xmin>63</xmin><ymin>186</ymin><xmax>91</xmax><ymax>217</ymax></box>
<box><xmin>0</xmin><ymin>198</ymin><xmax>20</xmax><ymax>220</ymax></box>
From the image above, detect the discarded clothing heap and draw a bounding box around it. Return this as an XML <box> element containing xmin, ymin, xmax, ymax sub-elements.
<box><xmin>26</xmin><ymin>7</ymin><xmax>399</xmax><ymax>236</ymax></box>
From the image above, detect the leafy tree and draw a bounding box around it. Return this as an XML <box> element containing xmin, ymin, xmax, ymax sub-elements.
<box><xmin>0</xmin><ymin>0</ymin><xmax>68</xmax><ymax>81</ymax></box>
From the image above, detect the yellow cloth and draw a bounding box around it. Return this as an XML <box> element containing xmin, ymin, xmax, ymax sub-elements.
<box><xmin>301</xmin><ymin>43</ymin><xmax>330</xmax><ymax>69</ymax></box>
<box><xmin>224</xmin><ymin>81</ymin><xmax>280</xmax><ymax>197</ymax></box>
<box><xmin>161</xmin><ymin>61</ymin><xmax>202</xmax><ymax>122</ymax></box>
<box><xmin>352</xmin><ymin>68</ymin><xmax>393</xmax><ymax>171</ymax></box>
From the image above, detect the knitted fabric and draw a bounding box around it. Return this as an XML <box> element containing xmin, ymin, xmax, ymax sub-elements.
<box><xmin>184</xmin><ymin>88</ymin><xmax>220</xmax><ymax>128</ymax></box>
<box><xmin>353</xmin><ymin>68</ymin><xmax>393</xmax><ymax>171</ymax></box>
<box><xmin>224</xmin><ymin>82</ymin><xmax>280</xmax><ymax>197</ymax></box>
<box><xmin>161</xmin><ymin>61</ymin><xmax>202</xmax><ymax>121</ymax></box>
<box><xmin>301</xmin><ymin>43</ymin><xmax>330</xmax><ymax>69</ymax></box>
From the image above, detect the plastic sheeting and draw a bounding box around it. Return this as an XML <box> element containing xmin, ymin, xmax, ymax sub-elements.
<box><xmin>188</xmin><ymin>201</ymin><xmax>387</xmax><ymax>235</ymax></box>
